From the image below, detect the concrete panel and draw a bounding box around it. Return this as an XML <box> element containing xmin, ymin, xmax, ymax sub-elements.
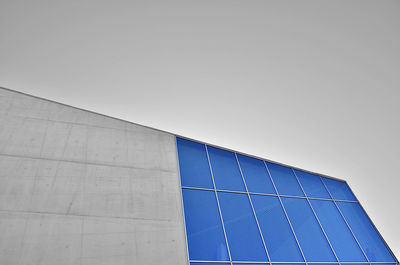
<box><xmin>126</xmin><ymin>131</ymin><xmax>177</xmax><ymax>171</ymax></box>
<box><xmin>0</xmin><ymin>87</ymin><xmax>143</xmax><ymax>131</ymax></box>
<box><xmin>0</xmin><ymin>212</ymin><xmax>30</xmax><ymax>264</ymax></box>
<box><xmin>0</xmin><ymin>211</ymin><xmax>187</xmax><ymax>265</ymax></box>
<box><xmin>0</xmin><ymin>212</ymin><xmax>82</xmax><ymax>265</ymax></box>
<box><xmin>0</xmin><ymin>117</ymin><xmax>48</xmax><ymax>157</ymax></box>
<box><xmin>82</xmin><ymin>217</ymin><xmax>186</xmax><ymax>265</ymax></box>
<box><xmin>0</xmin><ymin>156</ymin><xmax>38</xmax><ymax>211</ymax></box>
<box><xmin>86</xmin><ymin>126</ymin><xmax>128</xmax><ymax>165</ymax></box>
<box><xmin>0</xmin><ymin>88</ymin><xmax>188</xmax><ymax>265</ymax></box>
<box><xmin>41</xmin><ymin>122</ymin><xmax>88</xmax><ymax>161</ymax></box>
<box><xmin>80</xmin><ymin>165</ymin><xmax>181</xmax><ymax>221</ymax></box>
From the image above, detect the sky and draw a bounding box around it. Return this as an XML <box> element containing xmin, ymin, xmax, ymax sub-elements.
<box><xmin>1</xmin><ymin>0</ymin><xmax>399</xmax><ymax>259</ymax></box>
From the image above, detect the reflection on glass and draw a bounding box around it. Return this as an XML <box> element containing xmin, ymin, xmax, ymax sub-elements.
<box><xmin>310</xmin><ymin>199</ymin><xmax>366</xmax><ymax>261</ymax></box>
<box><xmin>321</xmin><ymin>178</ymin><xmax>356</xmax><ymax>201</ymax></box>
<box><xmin>237</xmin><ymin>154</ymin><xmax>276</xmax><ymax>194</ymax></box>
<box><xmin>252</xmin><ymin>195</ymin><xmax>304</xmax><ymax>262</ymax></box>
<box><xmin>208</xmin><ymin>146</ymin><xmax>246</xmax><ymax>191</ymax></box>
<box><xmin>218</xmin><ymin>192</ymin><xmax>268</xmax><ymax>261</ymax></box>
<box><xmin>182</xmin><ymin>189</ymin><xmax>229</xmax><ymax>261</ymax></box>
<box><xmin>337</xmin><ymin>202</ymin><xmax>395</xmax><ymax>262</ymax></box>
<box><xmin>294</xmin><ymin>169</ymin><xmax>330</xmax><ymax>199</ymax></box>
<box><xmin>266</xmin><ymin>162</ymin><xmax>304</xmax><ymax>196</ymax></box>
<box><xmin>176</xmin><ymin>137</ymin><xmax>213</xmax><ymax>189</ymax></box>
<box><xmin>282</xmin><ymin>197</ymin><xmax>336</xmax><ymax>262</ymax></box>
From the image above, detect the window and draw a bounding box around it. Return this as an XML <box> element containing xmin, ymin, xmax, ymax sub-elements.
<box><xmin>177</xmin><ymin>137</ymin><xmax>397</xmax><ymax>265</ymax></box>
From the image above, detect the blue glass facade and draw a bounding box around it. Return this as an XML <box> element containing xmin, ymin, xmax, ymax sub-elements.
<box><xmin>177</xmin><ymin>137</ymin><xmax>398</xmax><ymax>265</ymax></box>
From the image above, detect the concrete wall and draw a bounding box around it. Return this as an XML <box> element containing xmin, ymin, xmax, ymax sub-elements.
<box><xmin>0</xmin><ymin>88</ymin><xmax>188</xmax><ymax>265</ymax></box>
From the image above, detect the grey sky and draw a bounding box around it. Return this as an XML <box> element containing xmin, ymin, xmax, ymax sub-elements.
<box><xmin>1</xmin><ymin>0</ymin><xmax>399</xmax><ymax>259</ymax></box>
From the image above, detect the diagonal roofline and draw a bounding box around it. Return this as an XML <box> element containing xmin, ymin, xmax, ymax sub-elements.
<box><xmin>0</xmin><ymin>85</ymin><xmax>353</xmax><ymax>184</ymax></box>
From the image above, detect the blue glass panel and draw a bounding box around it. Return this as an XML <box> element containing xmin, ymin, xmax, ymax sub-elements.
<box><xmin>218</xmin><ymin>192</ymin><xmax>268</xmax><ymax>261</ymax></box>
<box><xmin>191</xmin><ymin>263</ymin><xmax>229</xmax><ymax>265</ymax></box>
<box><xmin>231</xmin><ymin>263</ymin><xmax>268</xmax><ymax>265</ymax></box>
<box><xmin>338</xmin><ymin>263</ymin><xmax>366</xmax><ymax>265</ymax></box>
<box><xmin>176</xmin><ymin>137</ymin><xmax>213</xmax><ymax>189</ymax></box>
<box><xmin>294</xmin><ymin>170</ymin><xmax>330</xmax><ymax>199</ymax></box>
<box><xmin>234</xmin><ymin>263</ymin><xmax>272</xmax><ymax>265</ymax></box>
<box><xmin>321</xmin><ymin>178</ymin><xmax>356</xmax><ymax>201</ymax></box>
<box><xmin>251</xmin><ymin>195</ymin><xmax>304</xmax><ymax>262</ymax></box>
<box><xmin>282</xmin><ymin>197</ymin><xmax>337</xmax><ymax>262</ymax></box>
<box><xmin>207</xmin><ymin>146</ymin><xmax>245</xmax><ymax>191</ymax></box>
<box><xmin>237</xmin><ymin>154</ymin><xmax>276</xmax><ymax>194</ymax></box>
<box><xmin>310</xmin><ymin>199</ymin><xmax>366</xmax><ymax>262</ymax></box>
<box><xmin>337</xmin><ymin>202</ymin><xmax>395</xmax><ymax>262</ymax></box>
<box><xmin>370</xmin><ymin>262</ymin><xmax>397</xmax><ymax>265</ymax></box>
<box><xmin>182</xmin><ymin>189</ymin><xmax>229</xmax><ymax>261</ymax></box>
<box><xmin>272</xmin><ymin>263</ymin><xmax>308</xmax><ymax>265</ymax></box>
<box><xmin>266</xmin><ymin>162</ymin><xmax>304</xmax><ymax>196</ymax></box>
<box><xmin>312</xmin><ymin>263</ymin><xmax>340</xmax><ymax>265</ymax></box>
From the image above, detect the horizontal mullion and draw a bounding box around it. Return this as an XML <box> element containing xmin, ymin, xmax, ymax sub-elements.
<box><xmin>181</xmin><ymin>186</ymin><xmax>214</xmax><ymax>192</ymax></box>
<box><xmin>333</xmin><ymin>199</ymin><xmax>359</xmax><ymax>203</ymax></box>
<box><xmin>181</xmin><ymin>186</ymin><xmax>358</xmax><ymax>203</ymax></box>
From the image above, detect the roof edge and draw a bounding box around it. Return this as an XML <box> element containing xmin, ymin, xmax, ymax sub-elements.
<box><xmin>0</xmin><ymin>85</ymin><xmax>347</xmax><ymax>183</ymax></box>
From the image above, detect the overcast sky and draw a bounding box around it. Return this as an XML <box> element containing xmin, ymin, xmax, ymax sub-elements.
<box><xmin>1</xmin><ymin>0</ymin><xmax>399</xmax><ymax>259</ymax></box>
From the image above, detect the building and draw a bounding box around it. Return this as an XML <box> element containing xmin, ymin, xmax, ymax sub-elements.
<box><xmin>0</xmin><ymin>87</ymin><xmax>398</xmax><ymax>265</ymax></box>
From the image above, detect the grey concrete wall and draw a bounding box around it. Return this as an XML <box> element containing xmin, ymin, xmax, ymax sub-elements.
<box><xmin>0</xmin><ymin>88</ymin><xmax>188</xmax><ymax>265</ymax></box>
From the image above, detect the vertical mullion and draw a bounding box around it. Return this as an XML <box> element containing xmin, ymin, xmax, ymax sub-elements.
<box><xmin>204</xmin><ymin>144</ymin><xmax>233</xmax><ymax>265</ymax></box>
<box><xmin>235</xmin><ymin>153</ymin><xmax>271</xmax><ymax>263</ymax></box>
<box><xmin>263</xmin><ymin>161</ymin><xmax>307</xmax><ymax>265</ymax></box>
<box><xmin>320</xmin><ymin>177</ymin><xmax>370</xmax><ymax>263</ymax></box>
<box><xmin>292</xmin><ymin>169</ymin><xmax>340</xmax><ymax>264</ymax></box>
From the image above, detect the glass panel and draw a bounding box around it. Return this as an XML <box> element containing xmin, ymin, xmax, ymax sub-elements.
<box><xmin>233</xmin><ymin>263</ymin><xmax>270</xmax><ymax>265</ymax></box>
<box><xmin>312</xmin><ymin>263</ymin><xmax>340</xmax><ymax>265</ymax></box>
<box><xmin>191</xmin><ymin>263</ymin><xmax>230</xmax><ymax>265</ymax></box>
<box><xmin>266</xmin><ymin>162</ymin><xmax>304</xmax><ymax>196</ymax></box>
<box><xmin>337</xmin><ymin>202</ymin><xmax>396</xmax><ymax>262</ymax></box>
<box><xmin>282</xmin><ymin>197</ymin><xmax>337</xmax><ymax>262</ymax></box>
<box><xmin>294</xmin><ymin>169</ymin><xmax>330</xmax><ymax>199</ymax></box>
<box><xmin>272</xmin><ymin>263</ymin><xmax>306</xmax><ymax>265</ymax></box>
<box><xmin>176</xmin><ymin>137</ymin><xmax>213</xmax><ymax>189</ymax></box>
<box><xmin>182</xmin><ymin>189</ymin><xmax>229</xmax><ymax>261</ymax></box>
<box><xmin>340</xmin><ymin>262</ymin><xmax>372</xmax><ymax>265</ymax></box>
<box><xmin>321</xmin><ymin>178</ymin><xmax>356</xmax><ymax>201</ymax></box>
<box><xmin>370</xmin><ymin>262</ymin><xmax>397</xmax><ymax>265</ymax></box>
<box><xmin>251</xmin><ymin>195</ymin><xmax>304</xmax><ymax>262</ymax></box>
<box><xmin>237</xmin><ymin>154</ymin><xmax>276</xmax><ymax>194</ymax></box>
<box><xmin>310</xmin><ymin>199</ymin><xmax>366</xmax><ymax>262</ymax></box>
<box><xmin>218</xmin><ymin>192</ymin><xmax>268</xmax><ymax>262</ymax></box>
<box><xmin>207</xmin><ymin>146</ymin><xmax>245</xmax><ymax>191</ymax></box>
